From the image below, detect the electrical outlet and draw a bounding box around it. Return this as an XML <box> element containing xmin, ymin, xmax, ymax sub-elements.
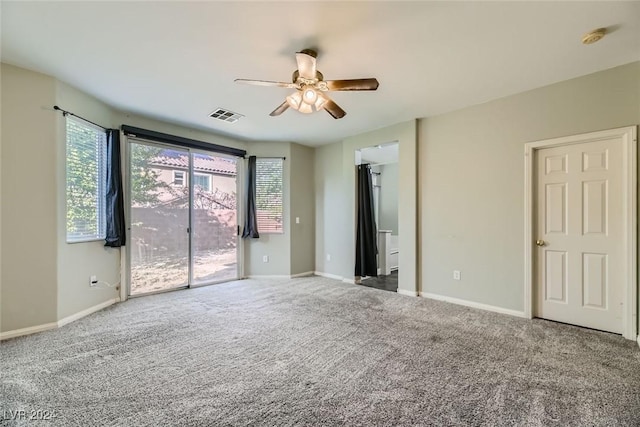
<box><xmin>263</xmin><ymin>255</ymin><xmax>269</xmax><ymax>263</ymax></box>
<box><xmin>90</xmin><ymin>275</ymin><xmax>98</xmax><ymax>286</ymax></box>
<box><xmin>296</xmin><ymin>217</ymin><xmax>300</xmax><ymax>224</ymax></box>
<box><xmin>453</xmin><ymin>270</ymin><xmax>461</xmax><ymax>281</ymax></box>
<box><xmin>327</xmin><ymin>254</ymin><xmax>331</xmax><ymax>261</ymax></box>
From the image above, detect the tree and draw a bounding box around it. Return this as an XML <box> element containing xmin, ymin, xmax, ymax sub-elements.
<box><xmin>66</xmin><ymin>121</ymin><xmax>105</xmax><ymax>238</ymax></box>
<box><xmin>129</xmin><ymin>144</ymin><xmax>172</xmax><ymax>207</ymax></box>
<box><xmin>66</xmin><ymin>123</ymin><xmax>173</xmax><ymax>239</ymax></box>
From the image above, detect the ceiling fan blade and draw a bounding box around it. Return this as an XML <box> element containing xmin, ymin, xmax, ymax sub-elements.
<box><xmin>321</xmin><ymin>95</ymin><xmax>346</xmax><ymax>119</ymax></box>
<box><xmin>235</xmin><ymin>79</ymin><xmax>296</xmax><ymax>88</ymax></box>
<box><xmin>325</xmin><ymin>78</ymin><xmax>379</xmax><ymax>91</ymax></box>
<box><xmin>269</xmin><ymin>101</ymin><xmax>290</xmax><ymax>116</ymax></box>
<box><xmin>295</xmin><ymin>50</ymin><xmax>317</xmax><ymax>80</ymax></box>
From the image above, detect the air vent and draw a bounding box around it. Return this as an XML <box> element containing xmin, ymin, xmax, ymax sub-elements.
<box><xmin>209</xmin><ymin>108</ymin><xmax>243</xmax><ymax>123</ymax></box>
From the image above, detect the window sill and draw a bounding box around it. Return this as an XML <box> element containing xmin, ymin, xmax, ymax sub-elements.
<box><xmin>66</xmin><ymin>238</ymin><xmax>105</xmax><ymax>244</ymax></box>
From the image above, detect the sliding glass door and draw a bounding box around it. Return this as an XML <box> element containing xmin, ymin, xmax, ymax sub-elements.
<box><xmin>191</xmin><ymin>152</ymin><xmax>239</xmax><ymax>285</ymax></box>
<box><xmin>128</xmin><ymin>140</ymin><xmax>240</xmax><ymax>296</ymax></box>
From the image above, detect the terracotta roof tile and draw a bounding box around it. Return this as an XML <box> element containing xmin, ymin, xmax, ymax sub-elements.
<box><xmin>150</xmin><ymin>149</ymin><xmax>237</xmax><ymax>175</ymax></box>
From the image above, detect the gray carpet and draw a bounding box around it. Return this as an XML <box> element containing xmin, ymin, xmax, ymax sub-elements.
<box><xmin>1</xmin><ymin>277</ymin><xmax>640</xmax><ymax>426</ymax></box>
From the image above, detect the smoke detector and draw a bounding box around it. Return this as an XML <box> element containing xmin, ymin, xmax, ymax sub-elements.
<box><xmin>582</xmin><ymin>28</ymin><xmax>607</xmax><ymax>45</ymax></box>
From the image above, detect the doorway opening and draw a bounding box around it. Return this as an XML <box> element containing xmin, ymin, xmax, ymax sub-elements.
<box><xmin>355</xmin><ymin>142</ymin><xmax>399</xmax><ymax>292</ymax></box>
<box><xmin>127</xmin><ymin>138</ymin><xmax>241</xmax><ymax>297</ymax></box>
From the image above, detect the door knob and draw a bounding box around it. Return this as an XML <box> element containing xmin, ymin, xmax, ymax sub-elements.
<box><xmin>535</xmin><ymin>240</ymin><xmax>546</xmax><ymax>247</ymax></box>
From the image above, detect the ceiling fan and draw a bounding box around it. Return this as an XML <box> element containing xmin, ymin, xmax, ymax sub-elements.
<box><xmin>235</xmin><ymin>49</ymin><xmax>379</xmax><ymax>119</ymax></box>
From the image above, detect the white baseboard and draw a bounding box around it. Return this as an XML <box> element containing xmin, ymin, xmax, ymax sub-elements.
<box><xmin>247</xmin><ymin>272</ymin><xmax>329</xmax><ymax>279</ymax></box>
<box><xmin>637</xmin><ymin>335</ymin><xmax>640</xmax><ymax>349</ymax></box>
<box><xmin>290</xmin><ymin>271</ymin><xmax>314</xmax><ymax>278</ymax></box>
<box><xmin>397</xmin><ymin>289</ymin><xmax>418</xmax><ymax>297</ymax></box>
<box><xmin>57</xmin><ymin>297</ymin><xmax>120</xmax><ymax>327</ymax></box>
<box><xmin>0</xmin><ymin>297</ymin><xmax>120</xmax><ymax>341</ymax></box>
<box><xmin>313</xmin><ymin>271</ymin><xmax>343</xmax><ymax>281</ymax></box>
<box><xmin>420</xmin><ymin>292</ymin><xmax>527</xmax><ymax>318</ymax></box>
<box><xmin>0</xmin><ymin>322</ymin><xmax>58</xmax><ymax>341</ymax></box>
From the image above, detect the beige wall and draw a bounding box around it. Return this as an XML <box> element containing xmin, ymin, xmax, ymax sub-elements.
<box><xmin>344</xmin><ymin>121</ymin><xmax>417</xmax><ymax>293</ymax></box>
<box><xmin>378</xmin><ymin>162</ymin><xmax>399</xmax><ymax>234</ymax></box>
<box><xmin>314</xmin><ymin>141</ymin><xmax>346</xmax><ymax>277</ymax></box>
<box><xmin>420</xmin><ymin>61</ymin><xmax>640</xmax><ymax>314</ymax></box>
<box><xmin>55</xmin><ymin>81</ymin><xmax>121</xmax><ymax>320</ymax></box>
<box><xmin>244</xmin><ymin>142</ymin><xmax>291</xmax><ymax>276</ymax></box>
<box><xmin>290</xmin><ymin>143</ymin><xmax>315</xmax><ymax>275</ymax></box>
<box><xmin>314</xmin><ymin>120</ymin><xmax>417</xmax><ymax>293</ymax></box>
<box><xmin>1</xmin><ymin>64</ymin><xmax>59</xmax><ymax>331</ymax></box>
<box><xmin>243</xmin><ymin>141</ymin><xmax>316</xmax><ymax>277</ymax></box>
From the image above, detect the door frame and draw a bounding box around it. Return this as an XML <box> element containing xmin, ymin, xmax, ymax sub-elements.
<box><xmin>188</xmin><ymin>148</ymin><xmax>244</xmax><ymax>288</ymax></box>
<box><xmin>524</xmin><ymin>126</ymin><xmax>637</xmax><ymax>340</ymax></box>
<box><xmin>121</xmin><ymin>136</ymin><xmax>244</xmax><ymax>300</ymax></box>
<box><xmin>124</xmin><ymin>137</ymin><xmax>191</xmax><ymax>298</ymax></box>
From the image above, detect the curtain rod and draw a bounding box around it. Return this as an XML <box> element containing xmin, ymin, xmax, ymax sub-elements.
<box><xmin>253</xmin><ymin>156</ymin><xmax>286</xmax><ymax>160</ymax></box>
<box><xmin>53</xmin><ymin>105</ymin><xmax>108</xmax><ymax>130</ymax></box>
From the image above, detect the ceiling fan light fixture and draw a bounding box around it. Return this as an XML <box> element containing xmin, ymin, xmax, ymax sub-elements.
<box><xmin>286</xmin><ymin>91</ymin><xmax>313</xmax><ymax>113</ymax></box>
<box><xmin>314</xmin><ymin>93</ymin><xmax>328</xmax><ymax>111</ymax></box>
<box><xmin>235</xmin><ymin>48</ymin><xmax>379</xmax><ymax>118</ymax></box>
<box><xmin>298</xmin><ymin>102</ymin><xmax>313</xmax><ymax>114</ymax></box>
<box><xmin>302</xmin><ymin>86</ymin><xmax>318</xmax><ymax>105</ymax></box>
<box><xmin>286</xmin><ymin>92</ymin><xmax>302</xmax><ymax>109</ymax></box>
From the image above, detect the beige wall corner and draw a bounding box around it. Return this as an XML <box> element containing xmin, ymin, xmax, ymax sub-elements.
<box><xmin>314</xmin><ymin>141</ymin><xmax>345</xmax><ymax>277</ymax></box>
<box><xmin>1</xmin><ymin>64</ymin><xmax>58</xmax><ymax>332</ymax></box>
<box><xmin>289</xmin><ymin>143</ymin><xmax>315</xmax><ymax>275</ymax></box>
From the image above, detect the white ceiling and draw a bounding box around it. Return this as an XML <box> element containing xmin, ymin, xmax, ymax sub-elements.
<box><xmin>2</xmin><ymin>2</ymin><xmax>639</xmax><ymax>147</ymax></box>
<box><xmin>360</xmin><ymin>143</ymin><xmax>399</xmax><ymax>165</ymax></box>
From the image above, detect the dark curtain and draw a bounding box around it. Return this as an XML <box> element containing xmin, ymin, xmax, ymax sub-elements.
<box><xmin>355</xmin><ymin>164</ymin><xmax>378</xmax><ymax>277</ymax></box>
<box><xmin>104</xmin><ymin>129</ymin><xmax>126</xmax><ymax>247</ymax></box>
<box><xmin>242</xmin><ymin>156</ymin><xmax>260</xmax><ymax>238</ymax></box>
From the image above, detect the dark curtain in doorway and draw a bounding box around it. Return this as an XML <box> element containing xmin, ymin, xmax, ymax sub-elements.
<box><xmin>104</xmin><ymin>129</ymin><xmax>126</xmax><ymax>247</ymax></box>
<box><xmin>355</xmin><ymin>164</ymin><xmax>378</xmax><ymax>277</ymax></box>
<box><xmin>242</xmin><ymin>156</ymin><xmax>260</xmax><ymax>238</ymax></box>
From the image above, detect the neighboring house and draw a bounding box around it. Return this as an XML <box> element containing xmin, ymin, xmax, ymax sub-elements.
<box><xmin>146</xmin><ymin>149</ymin><xmax>237</xmax><ymax>210</ymax></box>
<box><xmin>129</xmin><ymin>149</ymin><xmax>239</xmax><ymax>261</ymax></box>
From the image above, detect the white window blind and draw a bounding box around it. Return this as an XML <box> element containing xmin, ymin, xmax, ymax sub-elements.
<box><xmin>173</xmin><ymin>170</ymin><xmax>185</xmax><ymax>186</ymax></box>
<box><xmin>193</xmin><ymin>173</ymin><xmax>211</xmax><ymax>192</ymax></box>
<box><xmin>65</xmin><ymin>116</ymin><xmax>107</xmax><ymax>242</ymax></box>
<box><xmin>256</xmin><ymin>158</ymin><xmax>283</xmax><ymax>233</ymax></box>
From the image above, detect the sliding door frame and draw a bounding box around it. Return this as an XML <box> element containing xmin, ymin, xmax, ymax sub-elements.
<box><xmin>188</xmin><ymin>148</ymin><xmax>244</xmax><ymax>288</ymax></box>
<box><xmin>125</xmin><ymin>137</ymin><xmax>190</xmax><ymax>298</ymax></box>
<box><xmin>121</xmin><ymin>135</ymin><xmax>244</xmax><ymax>300</ymax></box>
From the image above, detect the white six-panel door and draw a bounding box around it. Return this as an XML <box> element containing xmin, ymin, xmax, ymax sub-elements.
<box><xmin>534</xmin><ymin>136</ymin><xmax>624</xmax><ymax>333</ymax></box>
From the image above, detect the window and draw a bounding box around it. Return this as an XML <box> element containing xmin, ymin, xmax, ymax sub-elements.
<box><xmin>66</xmin><ymin>116</ymin><xmax>107</xmax><ymax>242</ymax></box>
<box><xmin>256</xmin><ymin>158</ymin><xmax>283</xmax><ymax>233</ymax></box>
<box><xmin>173</xmin><ymin>170</ymin><xmax>185</xmax><ymax>186</ymax></box>
<box><xmin>193</xmin><ymin>173</ymin><xmax>211</xmax><ymax>192</ymax></box>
